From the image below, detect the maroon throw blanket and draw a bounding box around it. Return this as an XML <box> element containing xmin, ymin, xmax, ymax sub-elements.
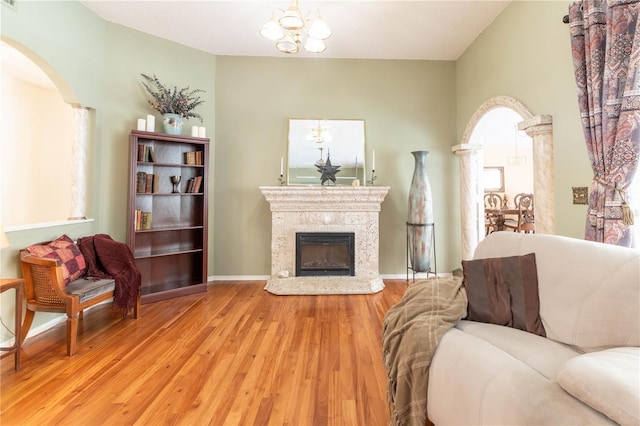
<box><xmin>78</xmin><ymin>234</ymin><xmax>140</xmax><ymax>318</ymax></box>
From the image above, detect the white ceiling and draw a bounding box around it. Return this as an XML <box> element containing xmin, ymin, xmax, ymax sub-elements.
<box><xmin>79</xmin><ymin>0</ymin><xmax>512</xmax><ymax>60</ymax></box>
<box><xmin>2</xmin><ymin>1</ymin><xmax>511</xmax><ymax>89</ymax></box>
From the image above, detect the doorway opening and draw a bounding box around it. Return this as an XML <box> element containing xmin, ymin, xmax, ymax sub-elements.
<box><xmin>454</xmin><ymin>95</ymin><xmax>555</xmax><ymax>259</ymax></box>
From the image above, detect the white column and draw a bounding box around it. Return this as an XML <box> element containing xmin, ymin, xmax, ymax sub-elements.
<box><xmin>69</xmin><ymin>104</ymin><xmax>91</xmax><ymax>220</ymax></box>
<box><xmin>519</xmin><ymin>115</ymin><xmax>555</xmax><ymax>234</ymax></box>
<box><xmin>452</xmin><ymin>143</ymin><xmax>483</xmax><ymax>261</ymax></box>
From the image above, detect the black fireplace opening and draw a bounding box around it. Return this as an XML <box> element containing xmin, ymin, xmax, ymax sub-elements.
<box><xmin>295</xmin><ymin>232</ymin><xmax>355</xmax><ymax>277</ymax></box>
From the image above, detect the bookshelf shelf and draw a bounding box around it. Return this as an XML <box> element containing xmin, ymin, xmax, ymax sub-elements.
<box><xmin>137</xmin><ymin>161</ymin><xmax>205</xmax><ymax>168</ymax></box>
<box><xmin>127</xmin><ymin>130</ymin><xmax>209</xmax><ymax>304</ymax></box>
<box><xmin>135</xmin><ymin>247</ymin><xmax>203</xmax><ymax>259</ymax></box>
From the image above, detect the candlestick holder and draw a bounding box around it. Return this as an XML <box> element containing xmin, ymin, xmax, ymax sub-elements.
<box><xmin>367</xmin><ymin>170</ymin><xmax>377</xmax><ymax>186</ymax></box>
<box><xmin>278</xmin><ymin>174</ymin><xmax>286</xmax><ymax>185</ymax></box>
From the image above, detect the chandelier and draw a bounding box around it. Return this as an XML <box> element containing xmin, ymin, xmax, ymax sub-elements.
<box><xmin>305</xmin><ymin>120</ymin><xmax>333</xmax><ymax>143</ymax></box>
<box><xmin>507</xmin><ymin>125</ymin><xmax>526</xmax><ymax>166</ymax></box>
<box><xmin>260</xmin><ymin>0</ymin><xmax>332</xmax><ymax>54</ymax></box>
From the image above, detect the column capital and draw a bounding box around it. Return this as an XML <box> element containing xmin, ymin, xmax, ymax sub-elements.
<box><xmin>452</xmin><ymin>143</ymin><xmax>482</xmax><ymax>155</ymax></box>
<box><xmin>519</xmin><ymin>115</ymin><xmax>553</xmax><ymax>137</ymax></box>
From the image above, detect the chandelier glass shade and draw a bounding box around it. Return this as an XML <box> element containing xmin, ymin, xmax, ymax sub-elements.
<box><xmin>260</xmin><ymin>0</ymin><xmax>332</xmax><ymax>54</ymax></box>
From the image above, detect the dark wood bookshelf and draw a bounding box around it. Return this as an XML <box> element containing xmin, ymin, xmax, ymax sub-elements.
<box><xmin>127</xmin><ymin>130</ymin><xmax>209</xmax><ymax>304</ymax></box>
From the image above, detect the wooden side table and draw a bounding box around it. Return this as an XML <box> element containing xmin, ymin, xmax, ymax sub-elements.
<box><xmin>1</xmin><ymin>278</ymin><xmax>24</xmax><ymax>371</ymax></box>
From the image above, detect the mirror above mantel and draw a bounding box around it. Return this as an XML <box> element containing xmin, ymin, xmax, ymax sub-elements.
<box><xmin>287</xmin><ymin>118</ymin><xmax>366</xmax><ymax>186</ymax></box>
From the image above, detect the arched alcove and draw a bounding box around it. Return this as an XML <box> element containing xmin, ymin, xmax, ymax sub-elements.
<box><xmin>452</xmin><ymin>95</ymin><xmax>556</xmax><ymax>260</ymax></box>
<box><xmin>1</xmin><ymin>38</ymin><xmax>91</xmax><ymax>229</ymax></box>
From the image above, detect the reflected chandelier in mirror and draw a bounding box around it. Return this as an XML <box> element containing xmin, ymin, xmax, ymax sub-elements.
<box><xmin>287</xmin><ymin>119</ymin><xmax>366</xmax><ymax>186</ymax></box>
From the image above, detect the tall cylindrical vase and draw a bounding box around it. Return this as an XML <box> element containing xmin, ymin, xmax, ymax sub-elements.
<box><xmin>407</xmin><ymin>150</ymin><xmax>434</xmax><ymax>273</ymax></box>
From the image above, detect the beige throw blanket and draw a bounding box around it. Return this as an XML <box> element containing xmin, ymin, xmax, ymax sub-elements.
<box><xmin>382</xmin><ymin>276</ymin><xmax>468</xmax><ymax>426</ymax></box>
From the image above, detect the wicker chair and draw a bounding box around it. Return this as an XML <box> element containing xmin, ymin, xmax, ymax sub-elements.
<box><xmin>19</xmin><ymin>251</ymin><xmax>140</xmax><ymax>356</ymax></box>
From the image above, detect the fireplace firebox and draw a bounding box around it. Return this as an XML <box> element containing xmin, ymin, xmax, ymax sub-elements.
<box><xmin>295</xmin><ymin>232</ymin><xmax>355</xmax><ymax>277</ymax></box>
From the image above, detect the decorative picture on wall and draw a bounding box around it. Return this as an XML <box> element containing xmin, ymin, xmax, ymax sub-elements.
<box><xmin>483</xmin><ymin>167</ymin><xmax>505</xmax><ymax>192</ymax></box>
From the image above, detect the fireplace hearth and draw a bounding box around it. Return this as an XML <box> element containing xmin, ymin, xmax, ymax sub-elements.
<box><xmin>296</xmin><ymin>232</ymin><xmax>355</xmax><ymax>277</ymax></box>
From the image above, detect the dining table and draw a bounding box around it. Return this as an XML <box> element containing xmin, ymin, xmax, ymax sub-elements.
<box><xmin>485</xmin><ymin>208</ymin><xmax>519</xmax><ymax>232</ymax></box>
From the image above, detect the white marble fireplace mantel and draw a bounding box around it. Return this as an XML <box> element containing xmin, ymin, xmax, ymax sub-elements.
<box><xmin>260</xmin><ymin>186</ymin><xmax>390</xmax><ymax>295</ymax></box>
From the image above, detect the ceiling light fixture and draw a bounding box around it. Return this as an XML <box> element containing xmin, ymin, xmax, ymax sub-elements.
<box><xmin>507</xmin><ymin>125</ymin><xmax>526</xmax><ymax>166</ymax></box>
<box><xmin>260</xmin><ymin>0</ymin><xmax>332</xmax><ymax>54</ymax></box>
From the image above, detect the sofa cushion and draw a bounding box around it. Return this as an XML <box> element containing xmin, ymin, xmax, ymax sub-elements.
<box><xmin>27</xmin><ymin>234</ymin><xmax>87</xmax><ymax>285</ymax></box>
<box><xmin>455</xmin><ymin>320</ymin><xmax>579</xmax><ymax>380</ymax></box>
<box><xmin>462</xmin><ymin>253</ymin><xmax>545</xmax><ymax>337</ymax></box>
<box><xmin>427</xmin><ymin>326</ymin><xmax>616</xmax><ymax>425</ymax></box>
<box><xmin>557</xmin><ymin>347</ymin><xmax>640</xmax><ymax>426</ymax></box>
<box><xmin>473</xmin><ymin>232</ymin><xmax>640</xmax><ymax>352</ymax></box>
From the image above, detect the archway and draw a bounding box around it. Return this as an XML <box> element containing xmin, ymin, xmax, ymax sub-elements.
<box><xmin>452</xmin><ymin>95</ymin><xmax>555</xmax><ymax>260</ymax></box>
<box><xmin>1</xmin><ymin>38</ymin><xmax>91</xmax><ymax>228</ymax></box>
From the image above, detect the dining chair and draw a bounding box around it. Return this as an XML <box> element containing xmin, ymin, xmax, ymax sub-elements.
<box><xmin>505</xmin><ymin>193</ymin><xmax>535</xmax><ymax>233</ymax></box>
<box><xmin>484</xmin><ymin>192</ymin><xmax>504</xmax><ymax>235</ymax></box>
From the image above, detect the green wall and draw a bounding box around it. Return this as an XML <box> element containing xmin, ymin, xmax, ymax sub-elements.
<box><xmin>456</xmin><ymin>0</ymin><xmax>591</xmax><ymax>238</ymax></box>
<box><xmin>1</xmin><ymin>0</ymin><xmax>592</xmax><ymax>342</ymax></box>
<box><xmin>100</xmin><ymin>24</ymin><xmax>216</xmax><ymax>245</ymax></box>
<box><xmin>214</xmin><ymin>57</ymin><xmax>457</xmax><ymax>277</ymax></box>
<box><xmin>0</xmin><ymin>1</ymin><xmax>215</xmax><ymax>340</ymax></box>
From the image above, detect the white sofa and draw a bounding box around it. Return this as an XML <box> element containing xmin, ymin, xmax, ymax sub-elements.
<box><xmin>427</xmin><ymin>232</ymin><xmax>640</xmax><ymax>425</ymax></box>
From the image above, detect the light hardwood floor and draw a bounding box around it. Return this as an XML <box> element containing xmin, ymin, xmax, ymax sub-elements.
<box><xmin>1</xmin><ymin>280</ymin><xmax>407</xmax><ymax>425</ymax></box>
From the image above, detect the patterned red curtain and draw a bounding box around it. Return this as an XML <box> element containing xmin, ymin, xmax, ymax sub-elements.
<box><xmin>569</xmin><ymin>0</ymin><xmax>639</xmax><ymax>246</ymax></box>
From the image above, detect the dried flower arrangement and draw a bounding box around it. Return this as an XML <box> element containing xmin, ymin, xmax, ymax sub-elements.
<box><xmin>140</xmin><ymin>73</ymin><xmax>205</xmax><ymax>122</ymax></box>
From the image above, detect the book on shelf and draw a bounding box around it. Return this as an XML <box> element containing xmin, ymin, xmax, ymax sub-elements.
<box><xmin>152</xmin><ymin>173</ymin><xmax>160</xmax><ymax>193</ymax></box>
<box><xmin>142</xmin><ymin>211</ymin><xmax>152</xmax><ymax>230</ymax></box>
<box><xmin>193</xmin><ymin>175</ymin><xmax>203</xmax><ymax>193</ymax></box>
<box><xmin>137</xmin><ymin>144</ymin><xmax>156</xmax><ymax>162</ymax></box>
<box><xmin>134</xmin><ymin>210</ymin><xmax>152</xmax><ymax>230</ymax></box>
<box><xmin>145</xmin><ymin>173</ymin><xmax>153</xmax><ymax>193</ymax></box>
<box><xmin>136</xmin><ymin>172</ymin><xmax>147</xmax><ymax>193</ymax></box>
<box><xmin>184</xmin><ymin>151</ymin><xmax>195</xmax><ymax>165</ymax></box>
<box><xmin>184</xmin><ymin>151</ymin><xmax>203</xmax><ymax>165</ymax></box>
<box><xmin>184</xmin><ymin>175</ymin><xmax>203</xmax><ymax>193</ymax></box>
<box><xmin>136</xmin><ymin>172</ymin><xmax>161</xmax><ymax>194</ymax></box>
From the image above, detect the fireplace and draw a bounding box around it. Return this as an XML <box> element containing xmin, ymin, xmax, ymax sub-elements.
<box><xmin>260</xmin><ymin>186</ymin><xmax>389</xmax><ymax>295</ymax></box>
<box><xmin>296</xmin><ymin>232</ymin><xmax>355</xmax><ymax>276</ymax></box>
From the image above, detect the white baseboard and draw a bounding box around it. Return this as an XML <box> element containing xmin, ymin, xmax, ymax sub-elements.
<box><xmin>209</xmin><ymin>273</ymin><xmax>452</xmax><ymax>282</ymax></box>
<box><xmin>209</xmin><ymin>275</ymin><xmax>270</xmax><ymax>281</ymax></box>
<box><xmin>382</xmin><ymin>272</ymin><xmax>453</xmax><ymax>280</ymax></box>
<box><xmin>0</xmin><ymin>300</ymin><xmax>109</xmax><ymax>348</ymax></box>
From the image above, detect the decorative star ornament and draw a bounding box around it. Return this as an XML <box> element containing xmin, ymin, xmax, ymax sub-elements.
<box><xmin>316</xmin><ymin>152</ymin><xmax>341</xmax><ymax>185</ymax></box>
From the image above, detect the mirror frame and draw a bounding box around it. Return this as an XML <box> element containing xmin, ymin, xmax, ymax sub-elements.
<box><xmin>287</xmin><ymin>118</ymin><xmax>366</xmax><ymax>186</ymax></box>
